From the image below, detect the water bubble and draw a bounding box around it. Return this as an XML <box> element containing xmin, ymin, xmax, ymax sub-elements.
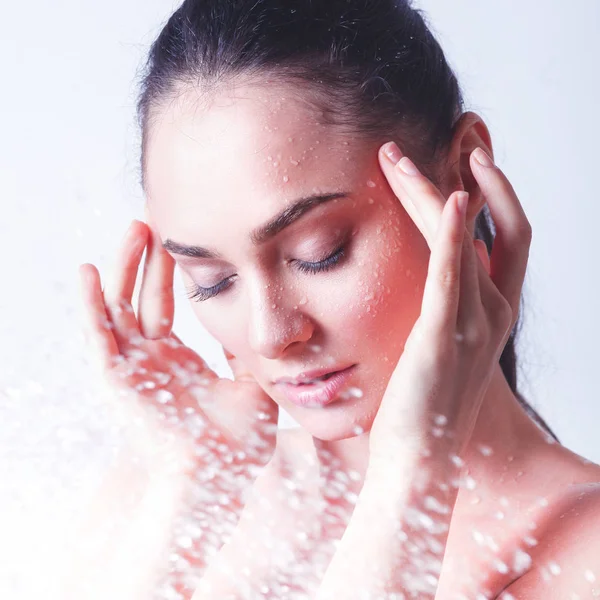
<box><xmin>366</xmin><ymin>180</ymin><xmax>376</xmax><ymax>188</ymax></box>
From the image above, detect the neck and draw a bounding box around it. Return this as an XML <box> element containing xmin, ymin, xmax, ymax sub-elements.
<box><xmin>311</xmin><ymin>363</ymin><xmax>553</xmax><ymax>495</ymax></box>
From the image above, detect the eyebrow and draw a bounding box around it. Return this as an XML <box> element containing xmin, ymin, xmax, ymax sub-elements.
<box><xmin>162</xmin><ymin>192</ymin><xmax>350</xmax><ymax>260</ymax></box>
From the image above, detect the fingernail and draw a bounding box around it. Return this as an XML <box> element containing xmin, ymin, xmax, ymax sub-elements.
<box><xmin>383</xmin><ymin>141</ymin><xmax>403</xmax><ymax>165</ymax></box>
<box><xmin>457</xmin><ymin>192</ymin><xmax>469</xmax><ymax>217</ymax></box>
<box><xmin>398</xmin><ymin>156</ymin><xmax>420</xmax><ymax>176</ymax></box>
<box><xmin>474</xmin><ymin>147</ymin><xmax>494</xmax><ymax>168</ymax></box>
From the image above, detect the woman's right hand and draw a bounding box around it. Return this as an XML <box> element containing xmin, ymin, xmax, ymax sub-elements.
<box><xmin>79</xmin><ymin>217</ymin><xmax>278</xmax><ymax>471</ymax></box>
<box><xmin>75</xmin><ymin>217</ymin><xmax>279</xmax><ymax>598</ymax></box>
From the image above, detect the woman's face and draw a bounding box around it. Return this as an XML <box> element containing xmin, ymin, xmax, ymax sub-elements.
<box><xmin>145</xmin><ymin>84</ymin><xmax>434</xmax><ymax>442</ymax></box>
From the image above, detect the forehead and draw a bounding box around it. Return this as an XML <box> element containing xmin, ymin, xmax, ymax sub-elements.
<box><xmin>144</xmin><ymin>83</ymin><xmax>371</xmax><ymax>245</ymax></box>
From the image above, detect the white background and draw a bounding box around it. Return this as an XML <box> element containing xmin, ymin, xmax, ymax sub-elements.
<box><xmin>1</xmin><ymin>1</ymin><xmax>599</xmax><ymax>597</ymax></box>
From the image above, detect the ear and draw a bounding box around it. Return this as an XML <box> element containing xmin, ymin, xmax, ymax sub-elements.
<box><xmin>443</xmin><ymin>111</ymin><xmax>494</xmax><ymax>235</ymax></box>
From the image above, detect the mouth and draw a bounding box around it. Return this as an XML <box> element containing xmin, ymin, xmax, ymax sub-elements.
<box><xmin>285</xmin><ymin>371</ymin><xmax>339</xmax><ymax>386</ymax></box>
<box><xmin>274</xmin><ymin>365</ymin><xmax>358</xmax><ymax>408</ymax></box>
<box><xmin>274</xmin><ymin>364</ymin><xmax>354</xmax><ymax>386</ymax></box>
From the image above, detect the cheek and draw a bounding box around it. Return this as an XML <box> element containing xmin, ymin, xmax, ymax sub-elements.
<box><xmin>325</xmin><ymin>228</ymin><xmax>429</xmax><ymax>356</ymax></box>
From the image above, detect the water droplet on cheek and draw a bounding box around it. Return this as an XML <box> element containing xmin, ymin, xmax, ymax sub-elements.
<box><xmin>366</xmin><ymin>180</ymin><xmax>376</xmax><ymax>188</ymax></box>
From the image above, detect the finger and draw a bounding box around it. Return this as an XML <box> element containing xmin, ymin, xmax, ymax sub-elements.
<box><xmin>469</xmin><ymin>148</ymin><xmax>532</xmax><ymax>330</ymax></box>
<box><xmin>102</xmin><ymin>220</ymin><xmax>147</xmax><ymax>342</ymax></box>
<box><xmin>78</xmin><ymin>263</ymin><xmax>121</xmax><ymax>371</ymax></box>
<box><xmin>379</xmin><ymin>142</ymin><xmax>445</xmax><ymax>249</ymax></box>
<box><xmin>138</xmin><ymin>205</ymin><xmax>176</xmax><ymax>340</ymax></box>
<box><xmin>223</xmin><ymin>348</ymin><xmax>257</xmax><ymax>384</ymax></box>
<box><xmin>474</xmin><ymin>239</ymin><xmax>491</xmax><ymax>276</ymax></box>
<box><xmin>456</xmin><ymin>220</ymin><xmax>485</xmax><ymax>335</ymax></box>
<box><xmin>420</xmin><ymin>191</ymin><xmax>467</xmax><ymax>336</ymax></box>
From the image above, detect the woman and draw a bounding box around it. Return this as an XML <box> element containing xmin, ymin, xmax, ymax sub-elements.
<box><xmin>78</xmin><ymin>0</ymin><xmax>600</xmax><ymax>598</ymax></box>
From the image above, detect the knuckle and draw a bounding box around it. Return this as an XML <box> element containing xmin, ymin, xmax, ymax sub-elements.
<box><xmin>519</xmin><ymin>221</ymin><xmax>533</xmax><ymax>243</ymax></box>
<box><xmin>438</xmin><ymin>268</ymin><xmax>460</xmax><ymax>288</ymax></box>
<box><xmin>459</xmin><ymin>323</ymin><xmax>488</xmax><ymax>350</ymax></box>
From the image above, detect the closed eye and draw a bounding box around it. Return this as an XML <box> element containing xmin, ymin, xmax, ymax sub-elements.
<box><xmin>185</xmin><ymin>243</ymin><xmax>348</xmax><ymax>303</ymax></box>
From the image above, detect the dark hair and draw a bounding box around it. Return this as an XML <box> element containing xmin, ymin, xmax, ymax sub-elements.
<box><xmin>135</xmin><ymin>0</ymin><xmax>559</xmax><ymax>443</ymax></box>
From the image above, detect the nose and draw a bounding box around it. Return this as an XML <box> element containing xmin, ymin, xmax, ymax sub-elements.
<box><xmin>247</xmin><ymin>286</ymin><xmax>315</xmax><ymax>360</ymax></box>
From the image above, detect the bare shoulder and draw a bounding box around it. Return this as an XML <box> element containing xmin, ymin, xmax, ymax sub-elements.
<box><xmin>500</xmin><ymin>448</ymin><xmax>600</xmax><ymax>599</ymax></box>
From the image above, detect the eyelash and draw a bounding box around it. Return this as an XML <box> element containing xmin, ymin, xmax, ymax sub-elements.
<box><xmin>185</xmin><ymin>244</ymin><xmax>348</xmax><ymax>303</ymax></box>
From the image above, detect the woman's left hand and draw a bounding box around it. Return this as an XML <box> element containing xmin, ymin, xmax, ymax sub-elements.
<box><xmin>368</xmin><ymin>143</ymin><xmax>532</xmax><ymax>464</ymax></box>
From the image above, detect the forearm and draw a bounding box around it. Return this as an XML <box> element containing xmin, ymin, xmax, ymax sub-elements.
<box><xmin>316</xmin><ymin>439</ymin><xmax>463</xmax><ymax>600</ymax></box>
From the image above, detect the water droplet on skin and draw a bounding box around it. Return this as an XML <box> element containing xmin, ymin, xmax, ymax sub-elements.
<box><xmin>368</xmin><ymin>197</ymin><xmax>375</xmax><ymax>204</ymax></box>
<box><xmin>346</xmin><ymin>387</ymin><xmax>363</xmax><ymax>398</ymax></box>
<box><xmin>464</xmin><ymin>476</ymin><xmax>477</xmax><ymax>490</ymax></box>
<box><xmin>513</xmin><ymin>549</ymin><xmax>532</xmax><ymax>573</ymax></box>
<box><xmin>478</xmin><ymin>444</ymin><xmax>493</xmax><ymax>456</ymax></box>
<box><xmin>585</xmin><ymin>569</ymin><xmax>597</xmax><ymax>583</ymax></box>
<box><xmin>471</xmin><ymin>529</ymin><xmax>485</xmax><ymax>545</ymax></box>
<box><xmin>450</xmin><ymin>454</ymin><xmax>464</xmax><ymax>468</ymax></box>
<box><xmin>433</xmin><ymin>414</ymin><xmax>448</xmax><ymax>426</ymax></box>
<box><xmin>493</xmin><ymin>559</ymin><xmax>509</xmax><ymax>574</ymax></box>
<box><xmin>367</xmin><ymin>180</ymin><xmax>376</xmax><ymax>188</ymax></box>
<box><xmin>155</xmin><ymin>389</ymin><xmax>175</xmax><ymax>404</ymax></box>
<box><xmin>298</xmin><ymin>297</ymin><xmax>308</xmax><ymax>305</ymax></box>
<box><xmin>352</xmin><ymin>425</ymin><xmax>364</xmax><ymax>435</ymax></box>
<box><xmin>494</xmin><ymin>511</ymin><xmax>505</xmax><ymax>520</ymax></box>
<box><xmin>283</xmin><ymin>175</ymin><xmax>289</xmax><ymax>183</ymax></box>
<box><xmin>548</xmin><ymin>561</ymin><xmax>561</xmax><ymax>575</ymax></box>
<box><xmin>523</xmin><ymin>535</ymin><xmax>538</xmax><ymax>547</ymax></box>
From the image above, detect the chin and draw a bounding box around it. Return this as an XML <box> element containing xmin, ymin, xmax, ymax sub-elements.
<box><xmin>289</xmin><ymin>399</ymin><xmax>378</xmax><ymax>443</ymax></box>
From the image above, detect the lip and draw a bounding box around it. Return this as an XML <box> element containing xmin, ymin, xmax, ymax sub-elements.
<box><xmin>274</xmin><ymin>364</ymin><xmax>357</xmax><ymax>408</ymax></box>
<box><xmin>274</xmin><ymin>365</ymin><xmax>353</xmax><ymax>385</ymax></box>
